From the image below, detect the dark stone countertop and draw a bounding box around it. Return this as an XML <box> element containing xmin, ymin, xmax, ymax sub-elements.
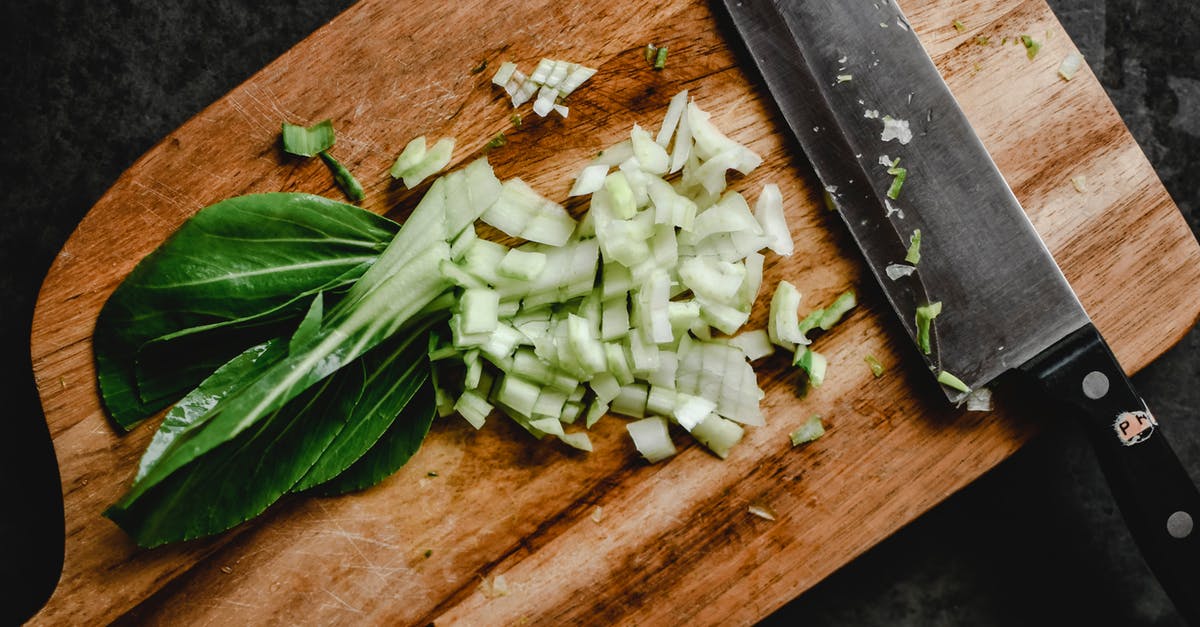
<box><xmin>1</xmin><ymin>0</ymin><xmax>1196</xmax><ymax>624</ymax></box>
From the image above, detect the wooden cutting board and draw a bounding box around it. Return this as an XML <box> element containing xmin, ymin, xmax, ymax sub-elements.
<box><xmin>29</xmin><ymin>0</ymin><xmax>1200</xmax><ymax>623</ymax></box>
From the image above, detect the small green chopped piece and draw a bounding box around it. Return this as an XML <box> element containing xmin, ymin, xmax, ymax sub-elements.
<box><xmin>1020</xmin><ymin>35</ymin><xmax>1041</xmax><ymax>60</ymax></box>
<box><xmin>915</xmin><ymin>301</ymin><xmax>942</xmax><ymax>354</ymax></box>
<box><xmin>318</xmin><ymin>151</ymin><xmax>365</xmax><ymax>201</ymax></box>
<box><xmin>864</xmin><ymin>354</ymin><xmax>885</xmax><ymax>377</ymax></box>
<box><xmin>653</xmin><ymin>46</ymin><xmax>669</xmax><ymax>70</ymax></box>
<box><xmin>485</xmin><ymin>132</ymin><xmax>508</xmax><ymax>152</ymax></box>
<box><xmin>952</xmin><ymin>20</ymin><xmax>966</xmax><ymax>32</ymax></box>
<box><xmin>390</xmin><ymin>136</ymin><xmax>427</xmax><ymax>180</ymax></box>
<box><xmin>790</xmin><ymin>414</ymin><xmax>825</xmax><ymax>446</ymax></box>
<box><xmin>1001</xmin><ymin>36</ymin><xmax>1009</xmax><ymax>45</ymax></box>
<box><xmin>794</xmin><ymin>348</ymin><xmax>827</xmax><ymax>387</ymax></box>
<box><xmin>691</xmin><ymin>414</ymin><xmax>744</xmax><ymax>459</ymax></box>
<box><xmin>818</xmin><ymin>290</ymin><xmax>857</xmax><ymax>330</ymax></box>
<box><xmin>905</xmin><ymin>229</ymin><xmax>922</xmax><ymax>265</ymax></box>
<box><xmin>423</xmin><ymin>549</ymin><xmax>433</xmax><ymax>558</ymax></box>
<box><xmin>470</xmin><ymin>59</ymin><xmax>488</xmax><ymax>74</ymax></box>
<box><xmin>836</xmin><ymin>74</ymin><xmax>853</xmax><ymax>84</ymax></box>
<box><xmin>427</xmin><ymin>471</ymin><xmax>439</xmax><ymax>477</ymax></box>
<box><xmin>281</xmin><ymin>119</ymin><xmax>335</xmax><ymax>157</ymax></box>
<box><xmin>936</xmin><ymin>370</ymin><xmax>971</xmax><ymax>393</ymax></box>
<box><xmin>975</xmin><ymin>35</ymin><xmax>991</xmax><ymax>45</ymax></box>
<box><xmin>886</xmin><ymin>164</ymin><xmax>908</xmax><ymax>200</ymax></box>
<box><xmin>796</xmin><ymin>308</ymin><xmax>824</xmax><ymax>343</ymax></box>
<box><xmin>644</xmin><ymin>44</ymin><xmax>658</xmax><ymax>65</ymax></box>
<box><xmin>510</xmin><ymin>113</ymin><xmax>523</xmax><ymax>128</ymax></box>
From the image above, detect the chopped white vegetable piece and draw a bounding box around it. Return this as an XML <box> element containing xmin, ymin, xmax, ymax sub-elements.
<box><xmin>394</xmin><ymin>138</ymin><xmax>455</xmax><ymax>189</ymax></box>
<box><xmin>672</xmin><ymin>393</ymin><xmax>717</xmax><ymax>431</ymax></box>
<box><xmin>558</xmin><ymin>64</ymin><xmax>597</xmax><ymax>95</ymax></box>
<box><xmin>635</xmin><ymin>269</ymin><xmax>673</xmax><ymax>344</ymax></box>
<box><xmin>585</xmin><ymin>400</ymin><xmax>609</xmax><ymax>428</ymax></box>
<box><xmin>450</xmin><ymin>224</ymin><xmax>477</xmax><ymax>262</ymax></box>
<box><xmin>611</xmin><ymin>383</ymin><xmax>649</xmax><ymax>418</ymax></box>
<box><xmin>966</xmin><ymin>387</ymin><xmax>993</xmax><ymax>411</ymax></box>
<box><xmin>768</xmin><ymin>280</ymin><xmax>807</xmax><ymax>349</ymax></box>
<box><xmin>748</xmin><ymin>503</ymin><xmax>777</xmax><ymax>521</ymax></box>
<box><xmin>492</xmin><ymin>61</ymin><xmax>518</xmax><ymax>86</ymax></box>
<box><xmin>880</xmin><ymin>116</ymin><xmax>913</xmax><ymax>144</ymax></box>
<box><xmin>504</xmin><ymin>69</ymin><xmax>526</xmax><ymax>98</ymax></box>
<box><xmin>477</xmin><ymin>321</ymin><xmax>520</xmax><ymax>360</ymax></box>
<box><xmin>529</xmin><ymin>58</ymin><xmax>555</xmax><ymax>84</ymax></box>
<box><xmin>532</xmin><ymin>387</ymin><xmax>568</xmax><ymax>419</ymax></box>
<box><xmin>627</xmin><ymin>328</ymin><xmax>661</xmax><ymax>374</ymax></box>
<box><xmin>544</xmin><ymin>60</ymin><xmax>570</xmax><ymax>89</ymax></box>
<box><xmin>604</xmin><ymin>172</ymin><xmax>637</xmax><ymax>219</ymax></box>
<box><xmin>459</xmin><ymin>288</ymin><xmax>500</xmax><ymax>335</ymax></box>
<box><xmin>512</xmin><ymin>76</ymin><xmax>538</xmax><ymax>107</ymax></box>
<box><xmin>754</xmin><ymin>183</ymin><xmax>792</xmax><ymax>255</ymax></box>
<box><xmin>482</xmin><ymin>178</ymin><xmax>576</xmax><ymax>246</ymax></box>
<box><xmin>1058</xmin><ymin>52</ymin><xmax>1084</xmax><ymax>81</ymax></box>
<box><xmin>679</xmin><ymin>256</ymin><xmax>746</xmax><ymax>305</ymax></box>
<box><xmin>605</xmin><ymin>342</ymin><xmax>635</xmax><ymax>385</ymax></box>
<box><xmin>390</xmin><ymin>136</ymin><xmax>427</xmax><ymax>179</ymax></box>
<box><xmin>558</xmin><ymin>431</ymin><xmax>593</xmax><ymax>451</ymax></box>
<box><xmin>886</xmin><ymin>263</ymin><xmax>916</xmax><ymax>280</ymax></box>
<box><xmin>497</xmin><ymin>248</ymin><xmax>547</xmax><ymax>281</ymax></box>
<box><xmin>631</xmin><ymin>123</ymin><xmax>670</xmax><ymax>174</ymax></box>
<box><xmin>532</xmin><ymin>85</ymin><xmax>558</xmax><ymax>117</ymax></box>
<box><xmin>646</xmin><ymin>385</ymin><xmax>677</xmax><ymax>418</ymax></box>
<box><xmin>626</xmin><ymin>416</ymin><xmax>677</xmax><ymax>463</ymax></box>
<box><xmin>594</xmin><ymin>140</ymin><xmax>635</xmax><ymax>167</ymax></box>
<box><xmin>480</xmin><ymin>574</ymin><xmax>510</xmax><ymax>599</ymax></box>
<box><xmin>690</xmin><ymin>414</ymin><xmax>743</xmax><ymax>459</ymax></box>
<box><xmin>497</xmin><ymin>374</ymin><xmax>541</xmax><ymax>418</ymax></box>
<box><xmin>657</xmin><ymin>89</ymin><xmax>688</xmax><ymax>147</ymax></box>
<box><xmin>647</xmin><ymin>350</ymin><xmax>677</xmax><ymax>389</ymax></box>
<box><xmin>669</xmin><ymin>99</ymin><xmax>693</xmax><ymax>174</ymax></box>
<box><xmin>729</xmin><ymin>329</ymin><xmax>774</xmax><ymax>361</ymax></box>
<box><xmin>601</xmin><ymin>294</ymin><xmax>631</xmax><ymax>341</ymax></box>
<box><xmin>740</xmin><ymin>251</ymin><xmax>764</xmax><ymax>309</ymax></box>
<box><xmin>454</xmin><ymin>390</ymin><xmax>493</xmax><ymax>429</ymax></box>
<box><xmin>529</xmin><ymin>416</ymin><xmax>565</xmax><ymax>437</ymax></box>
<box><xmin>570</xmin><ymin>163</ymin><xmax>609</xmax><ymax>197</ymax></box>
<box><xmin>692</xmin><ymin>191</ymin><xmax>760</xmax><ymax>239</ymax></box>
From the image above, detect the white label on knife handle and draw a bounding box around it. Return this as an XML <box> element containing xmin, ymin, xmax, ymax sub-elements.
<box><xmin>1114</xmin><ymin>410</ymin><xmax>1157</xmax><ymax>446</ymax></box>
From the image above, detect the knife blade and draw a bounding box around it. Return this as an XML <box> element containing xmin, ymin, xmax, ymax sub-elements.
<box><xmin>717</xmin><ymin>0</ymin><xmax>1199</xmax><ymax>620</ymax></box>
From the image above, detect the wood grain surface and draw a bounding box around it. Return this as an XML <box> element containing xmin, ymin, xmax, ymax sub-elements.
<box><xmin>29</xmin><ymin>0</ymin><xmax>1200</xmax><ymax>624</ymax></box>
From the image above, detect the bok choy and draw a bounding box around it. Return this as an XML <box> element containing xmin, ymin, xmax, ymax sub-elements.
<box><xmin>97</xmin><ymin>89</ymin><xmax>843</xmax><ymax>548</ymax></box>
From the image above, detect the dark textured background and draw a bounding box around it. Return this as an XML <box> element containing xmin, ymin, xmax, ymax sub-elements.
<box><xmin>1</xmin><ymin>0</ymin><xmax>1196</xmax><ymax>624</ymax></box>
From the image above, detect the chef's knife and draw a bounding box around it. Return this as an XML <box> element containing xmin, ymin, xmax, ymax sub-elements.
<box><xmin>717</xmin><ymin>0</ymin><xmax>1199</xmax><ymax>620</ymax></box>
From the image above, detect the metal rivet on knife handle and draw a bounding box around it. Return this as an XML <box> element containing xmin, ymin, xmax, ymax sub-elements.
<box><xmin>1167</xmin><ymin>511</ymin><xmax>1194</xmax><ymax>539</ymax></box>
<box><xmin>1082</xmin><ymin>371</ymin><xmax>1109</xmax><ymax>399</ymax></box>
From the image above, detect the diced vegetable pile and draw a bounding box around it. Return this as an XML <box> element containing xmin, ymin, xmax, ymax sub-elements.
<box><xmin>425</xmin><ymin>88</ymin><xmax>813</xmax><ymax>461</ymax></box>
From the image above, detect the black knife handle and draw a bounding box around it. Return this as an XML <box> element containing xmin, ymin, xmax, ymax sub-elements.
<box><xmin>1020</xmin><ymin>323</ymin><xmax>1200</xmax><ymax>624</ymax></box>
